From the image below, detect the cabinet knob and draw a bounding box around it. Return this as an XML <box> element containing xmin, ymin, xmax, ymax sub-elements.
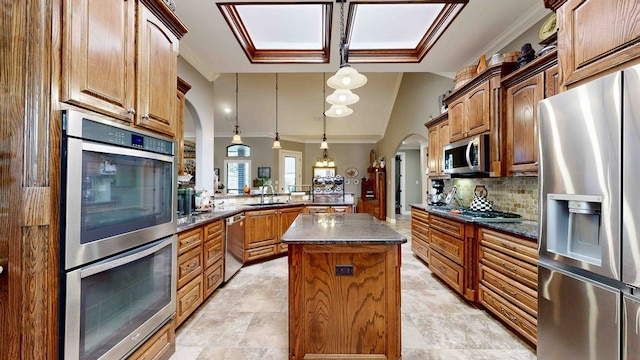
<box><xmin>142</xmin><ymin>114</ymin><xmax>150</xmax><ymax>120</ymax></box>
<box><xmin>127</xmin><ymin>108</ymin><xmax>136</xmax><ymax>115</ymax></box>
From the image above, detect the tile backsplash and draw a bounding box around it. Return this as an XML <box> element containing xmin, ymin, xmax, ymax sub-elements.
<box><xmin>443</xmin><ymin>177</ymin><xmax>539</xmax><ymax>220</ymax></box>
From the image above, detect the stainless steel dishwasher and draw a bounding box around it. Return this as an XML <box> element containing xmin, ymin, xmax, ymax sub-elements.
<box><xmin>224</xmin><ymin>214</ymin><xmax>245</xmax><ymax>282</ymax></box>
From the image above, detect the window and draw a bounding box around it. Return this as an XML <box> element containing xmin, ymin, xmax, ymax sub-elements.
<box><xmin>224</xmin><ymin>160</ymin><xmax>251</xmax><ymax>194</ymax></box>
<box><xmin>227</xmin><ymin>144</ymin><xmax>251</xmax><ymax>157</ymax></box>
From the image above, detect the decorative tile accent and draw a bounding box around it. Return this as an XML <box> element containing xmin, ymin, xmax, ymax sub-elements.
<box><xmin>445</xmin><ymin>177</ymin><xmax>539</xmax><ymax>220</ymax></box>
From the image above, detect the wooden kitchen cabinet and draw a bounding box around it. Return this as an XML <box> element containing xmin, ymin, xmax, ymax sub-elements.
<box><xmin>175</xmin><ymin>219</ymin><xmax>225</xmax><ymax>327</ymax></box>
<box><xmin>503</xmin><ymin>50</ymin><xmax>558</xmax><ymax>176</ymax></box>
<box><xmin>277</xmin><ymin>206</ymin><xmax>304</xmax><ymax>254</ymax></box>
<box><xmin>127</xmin><ymin>320</ymin><xmax>175</xmax><ymax>360</ymax></box>
<box><xmin>175</xmin><ymin>77</ymin><xmax>192</xmax><ymax>175</ymax></box>
<box><xmin>550</xmin><ymin>0</ymin><xmax>640</xmax><ymax>89</ymax></box>
<box><xmin>411</xmin><ymin>207</ymin><xmax>430</xmax><ymax>263</ymax></box>
<box><xmin>244</xmin><ymin>209</ymin><xmax>279</xmax><ymax>262</ymax></box>
<box><xmin>478</xmin><ymin>227</ymin><xmax>539</xmax><ymax>345</ymax></box>
<box><xmin>428</xmin><ymin>215</ymin><xmax>477</xmax><ymax>302</ymax></box>
<box><xmin>356</xmin><ymin>168</ymin><xmax>386</xmax><ymax>220</ymax></box>
<box><xmin>425</xmin><ymin>112</ymin><xmax>450</xmax><ymax>179</ymax></box>
<box><xmin>449</xmin><ymin>81</ymin><xmax>490</xmax><ymax>142</ymax></box>
<box><xmin>61</xmin><ymin>0</ymin><xmax>187</xmax><ymax>136</ymax></box>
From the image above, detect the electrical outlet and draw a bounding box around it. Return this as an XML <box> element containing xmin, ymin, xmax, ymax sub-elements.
<box><xmin>335</xmin><ymin>264</ymin><xmax>354</xmax><ymax>276</ymax></box>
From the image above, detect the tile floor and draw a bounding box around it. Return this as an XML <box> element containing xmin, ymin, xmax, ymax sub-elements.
<box><xmin>170</xmin><ymin>215</ymin><xmax>537</xmax><ymax>360</ymax></box>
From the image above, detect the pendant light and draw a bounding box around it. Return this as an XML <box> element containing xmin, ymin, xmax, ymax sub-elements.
<box><xmin>326</xmin><ymin>0</ymin><xmax>367</xmax><ymax>91</ymax></box>
<box><xmin>272</xmin><ymin>73</ymin><xmax>282</xmax><ymax>149</ymax></box>
<box><xmin>231</xmin><ymin>73</ymin><xmax>243</xmax><ymax>144</ymax></box>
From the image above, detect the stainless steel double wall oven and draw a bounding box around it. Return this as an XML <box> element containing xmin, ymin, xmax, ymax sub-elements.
<box><xmin>60</xmin><ymin>110</ymin><xmax>177</xmax><ymax>360</ymax></box>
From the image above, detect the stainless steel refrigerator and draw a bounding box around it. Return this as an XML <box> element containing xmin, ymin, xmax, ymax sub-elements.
<box><xmin>538</xmin><ymin>63</ymin><xmax>640</xmax><ymax>360</ymax></box>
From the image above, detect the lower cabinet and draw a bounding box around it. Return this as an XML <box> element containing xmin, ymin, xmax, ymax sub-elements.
<box><xmin>303</xmin><ymin>205</ymin><xmax>353</xmax><ymax>214</ymax></box>
<box><xmin>410</xmin><ymin>207</ymin><xmax>429</xmax><ymax>262</ymax></box>
<box><xmin>478</xmin><ymin>227</ymin><xmax>538</xmax><ymax>345</ymax></box>
<box><xmin>175</xmin><ymin>219</ymin><xmax>225</xmax><ymax>328</ymax></box>
<box><xmin>244</xmin><ymin>206</ymin><xmax>305</xmax><ymax>262</ymax></box>
<box><xmin>127</xmin><ymin>320</ymin><xmax>175</xmax><ymax>360</ymax></box>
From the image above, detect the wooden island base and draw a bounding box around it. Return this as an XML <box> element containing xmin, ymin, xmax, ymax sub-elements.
<box><xmin>283</xmin><ymin>214</ymin><xmax>405</xmax><ymax>360</ymax></box>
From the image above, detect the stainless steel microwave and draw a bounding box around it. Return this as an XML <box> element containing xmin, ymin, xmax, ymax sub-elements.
<box><xmin>443</xmin><ymin>134</ymin><xmax>490</xmax><ymax>174</ymax></box>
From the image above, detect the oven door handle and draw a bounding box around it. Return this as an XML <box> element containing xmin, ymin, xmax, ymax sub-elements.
<box><xmin>81</xmin><ymin>140</ymin><xmax>174</xmax><ymax>163</ymax></box>
<box><xmin>80</xmin><ymin>236</ymin><xmax>174</xmax><ymax>278</ymax></box>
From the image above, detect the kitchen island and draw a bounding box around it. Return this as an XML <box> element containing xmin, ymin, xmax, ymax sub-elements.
<box><xmin>281</xmin><ymin>213</ymin><xmax>406</xmax><ymax>360</ymax></box>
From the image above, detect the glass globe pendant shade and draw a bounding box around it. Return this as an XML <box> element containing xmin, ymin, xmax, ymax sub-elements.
<box><xmin>327</xmin><ymin>65</ymin><xmax>368</xmax><ymax>90</ymax></box>
<box><xmin>325</xmin><ymin>104</ymin><xmax>353</xmax><ymax>118</ymax></box>
<box><xmin>326</xmin><ymin>89</ymin><xmax>359</xmax><ymax>106</ymax></box>
<box><xmin>272</xmin><ymin>134</ymin><xmax>282</xmax><ymax>149</ymax></box>
<box><xmin>231</xmin><ymin>133</ymin><xmax>242</xmax><ymax>144</ymax></box>
<box><xmin>320</xmin><ymin>140</ymin><xmax>329</xmax><ymax>149</ymax></box>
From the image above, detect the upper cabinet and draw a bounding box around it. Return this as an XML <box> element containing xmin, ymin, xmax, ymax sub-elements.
<box><xmin>449</xmin><ymin>81</ymin><xmax>490</xmax><ymax>142</ymax></box>
<box><xmin>61</xmin><ymin>0</ymin><xmax>187</xmax><ymax>137</ymax></box>
<box><xmin>546</xmin><ymin>0</ymin><xmax>640</xmax><ymax>88</ymax></box>
<box><xmin>502</xmin><ymin>51</ymin><xmax>558</xmax><ymax>176</ymax></box>
<box><xmin>426</xmin><ymin>112</ymin><xmax>450</xmax><ymax>179</ymax></box>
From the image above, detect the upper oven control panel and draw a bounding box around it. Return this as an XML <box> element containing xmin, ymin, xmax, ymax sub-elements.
<box><xmin>63</xmin><ymin>110</ymin><xmax>174</xmax><ymax>156</ymax></box>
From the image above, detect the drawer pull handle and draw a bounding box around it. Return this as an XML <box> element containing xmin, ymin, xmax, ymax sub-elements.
<box><xmin>501</xmin><ymin>262</ymin><xmax>518</xmax><ymax>273</ymax></box>
<box><xmin>438</xmin><ymin>265</ymin><xmax>446</xmax><ymax>273</ymax></box>
<box><xmin>186</xmin><ymin>294</ymin><xmax>198</xmax><ymax>305</ymax></box>
<box><xmin>500</xmin><ymin>242</ymin><xmax>517</xmax><ymax>251</ymax></box>
<box><xmin>499</xmin><ymin>307</ymin><xmax>518</xmax><ymax>322</ymax></box>
<box><xmin>501</xmin><ymin>285</ymin><xmax>518</xmax><ymax>297</ymax></box>
<box><xmin>183</xmin><ymin>260</ymin><xmax>199</xmax><ymax>272</ymax></box>
<box><xmin>184</xmin><ymin>237</ymin><xmax>198</xmax><ymax>246</ymax></box>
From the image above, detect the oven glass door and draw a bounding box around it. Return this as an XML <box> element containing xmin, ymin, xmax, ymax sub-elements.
<box><xmin>64</xmin><ymin>138</ymin><xmax>175</xmax><ymax>269</ymax></box>
<box><xmin>64</xmin><ymin>236</ymin><xmax>176</xmax><ymax>360</ymax></box>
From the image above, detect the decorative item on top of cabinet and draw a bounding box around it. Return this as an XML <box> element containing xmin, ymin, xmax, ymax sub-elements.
<box><xmin>425</xmin><ymin>112</ymin><xmax>450</xmax><ymax>179</ymax></box>
<box><xmin>478</xmin><ymin>227</ymin><xmax>539</xmax><ymax>345</ymax></box>
<box><xmin>552</xmin><ymin>0</ymin><xmax>640</xmax><ymax>89</ymax></box>
<box><xmin>176</xmin><ymin>77</ymin><xmax>192</xmax><ymax>175</ymax></box>
<box><xmin>502</xmin><ymin>50</ymin><xmax>558</xmax><ymax>176</ymax></box>
<box><xmin>444</xmin><ymin>61</ymin><xmax>517</xmax><ymax>176</ymax></box>
<box><xmin>61</xmin><ymin>0</ymin><xmax>187</xmax><ymax>136</ymax></box>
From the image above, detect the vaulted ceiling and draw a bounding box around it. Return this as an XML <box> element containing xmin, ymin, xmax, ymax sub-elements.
<box><xmin>175</xmin><ymin>0</ymin><xmax>550</xmax><ymax>144</ymax></box>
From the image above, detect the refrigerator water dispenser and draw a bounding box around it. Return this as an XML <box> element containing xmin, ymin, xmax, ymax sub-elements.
<box><xmin>547</xmin><ymin>194</ymin><xmax>603</xmax><ymax>266</ymax></box>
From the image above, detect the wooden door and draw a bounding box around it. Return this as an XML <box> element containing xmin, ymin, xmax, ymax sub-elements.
<box><xmin>244</xmin><ymin>210</ymin><xmax>278</xmax><ymax>248</ymax></box>
<box><xmin>427</xmin><ymin>125</ymin><xmax>439</xmax><ymax>176</ymax></box>
<box><xmin>279</xmin><ymin>207</ymin><xmax>303</xmax><ymax>237</ymax></box>
<box><xmin>61</xmin><ymin>0</ymin><xmax>136</xmax><ymax>121</ymax></box>
<box><xmin>506</xmin><ymin>72</ymin><xmax>544</xmax><ymax>175</ymax></box>
<box><xmin>466</xmin><ymin>81</ymin><xmax>490</xmax><ymax>137</ymax></box>
<box><xmin>136</xmin><ymin>4</ymin><xmax>179</xmax><ymax>136</ymax></box>
<box><xmin>545</xmin><ymin>64</ymin><xmax>560</xmax><ymax>97</ymax></box>
<box><xmin>447</xmin><ymin>97</ymin><xmax>466</xmax><ymax>142</ymax></box>
<box><xmin>437</xmin><ymin>121</ymin><xmax>450</xmax><ymax>174</ymax></box>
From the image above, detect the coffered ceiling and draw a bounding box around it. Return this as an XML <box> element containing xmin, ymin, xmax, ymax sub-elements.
<box><xmin>175</xmin><ymin>0</ymin><xmax>550</xmax><ymax>143</ymax></box>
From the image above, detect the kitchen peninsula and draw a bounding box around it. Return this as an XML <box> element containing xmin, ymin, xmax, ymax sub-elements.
<box><xmin>281</xmin><ymin>213</ymin><xmax>406</xmax><ymax>360</ymax></box>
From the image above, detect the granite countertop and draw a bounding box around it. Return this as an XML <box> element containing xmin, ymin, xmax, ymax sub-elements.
<box><xmin>410</xmin><ymin>203</ymin><xmax>538</xmax><ymax>240</ymax></box>
<box><xmin>281</xmin><ymin>213</ymin><xmax>407</xmax><ymax>245</ymax></box>
<box><xmin>176</xmin><ymin>201</ymin><xmax>355</xmax><ymax>232</ymax></box>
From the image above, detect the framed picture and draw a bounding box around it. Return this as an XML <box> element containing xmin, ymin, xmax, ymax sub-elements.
<box><xmin>258</xmin><ymin>166</ymin><xmax>271</xmax><ymax>179</ymax></box>
<box><xmin>313</xmin><ymin>167</ymin><xmax>336</xmax><ymax>178</ymax></box>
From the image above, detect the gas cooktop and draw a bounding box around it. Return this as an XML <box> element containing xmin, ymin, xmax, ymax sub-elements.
<box><xmin>428</xmin><ymin>205</ymin><xmax>522</xmax><ymax>223</ymax></box>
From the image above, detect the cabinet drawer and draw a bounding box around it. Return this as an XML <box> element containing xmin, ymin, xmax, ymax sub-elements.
<box><xmin>430</xmin><ymin>229</ymin><xmax>464</xmax><ymax>265</ymax></box>
<box><xmin>411</xmin><ymin>238</ymin><xmax>429</xmax><ymax>263</ymax></box>
<box><xmin>175</xmin><ymin>276</ymin><xmax>203</xmax><ymax>327</ymax></box>
<box><xmin>204</xmin><ymin>220</ymin><xmax>223</xmax><ymax>241</ymax></box>
<box><xmin>177</xmin><ymin>227</ymin><xmax>203</xmax><ymax>255</ymax></box>
<box><xmin>306</xmin><ymin>206</ymin><xmax>331</xmax><ymax>213</ymax></box>
<box><xmin>430</xmin><ymin>215</ymin><xmax>465</xmax><ymax>239</ymax></box>
<box><xmin>277</xmin><ymin>242</ymin><xmax>288</xmax><ymax>254</ymax></box>
<box><xmin>480</xmin><ymin>264</ymin><xmax>537</xmax><ymax>317</ymax></box>
<box><xmin>481</xmin><ymin>246</ymin><xmax>538</xmax><ymax>289</ymax></box>
<box><xmin>479</xmin><ymin>228</ymin><xmax>538</xmax><ymax>264</ymax></box>
<box><xmin>127</xmin><ymin>320</ymin><xmax>175</xmax><ymax>360</ymax></box>
<box><xmin>411</xmin><ymin>226</ymin><xmax>429</xmax><ymax>243</ymax></box>
<box><xmin>429</xmin><ymin>250</ymin><xmax>464</xmax><ymax>294</ymax></box>
<box><xmin>177</xmin><ymin>246</ymin><xmax>203</xmax><ymax>289</ymax></box>
<box><xmin>480</xmin><ymin>285</ymin><xmax>537</xmax><ymax>345</ymax></box>
<box><xmin>411</xmin><ymin>208</ymin><xmax>429</xmax><ymax>224</ymax></box>
<box><xmin>331</xmin><ymin>206</ymin><xmax>352</xmax><ymax>213</ymax></box>
<box><xmin>245</xmin><ymin>244</ymin><xmax>277</xmax><ymax>262</ymax></box>
<box><xmin>203</xmin><ymin>236</ymin><xmax>223</xmax><ymax>269</ymax></box>
<box><xmin>203</xmin><ymin>259</ymin><xmax>224</xmax><ymax>298</ymax></box>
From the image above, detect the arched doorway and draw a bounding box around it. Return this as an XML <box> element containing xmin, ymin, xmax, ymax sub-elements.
<box><xmin>394</xmin><ymin>134</ymin><xmax>428</xmax><ymax>215</ymax></box>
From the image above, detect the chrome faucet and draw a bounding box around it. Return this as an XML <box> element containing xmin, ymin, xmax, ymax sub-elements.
<box><xmin>261</xmin><ymin>184</ymin><xmax>275</xmax><ymax>204</ymax></box>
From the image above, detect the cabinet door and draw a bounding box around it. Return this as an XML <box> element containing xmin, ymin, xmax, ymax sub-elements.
<box><xmin>466</xmin><ymin>81</ymin><xmax>490</xmax><ymax>137</ymax></box>
<box><xmin>558</xmin><ymin>0</ymin><xmax>640</xmax><ymax>87</ymax></box>
<box><xmin>437</xmin><ymin>121</ymin><xmax>450</xmax><ymax>174</ymax></box>
<box><xmin>427</xmin><ymin>125</ymin><xmax>439</xmax><ymax>176</ymax></box>
<box><xmin>244</xmin><ymin>210</ymin><xmax>278</xmax><ymax>248</ymax></box>
<box><xmin>506</xmin><ymin>72</ymin><xmax>544</xmax><ymax>175</ymax></box>
<box><xmin>448</xmin><ymin>97</ymin><xmax>466</xmax><ymax>142</ymax></box>
<box><xmin>136</xmin><ymin>4</ymin><xmax>179</xmax><ymax>136</ymax></box>
<box><xmin>279</xmin><ymin>207</ymin><xmax>303</xmax><ymax>236</ymax></box>
<box><xmin>61</xmin><ymin>0</ymin><xmax>135</xmax><ymax>121</ymax></box>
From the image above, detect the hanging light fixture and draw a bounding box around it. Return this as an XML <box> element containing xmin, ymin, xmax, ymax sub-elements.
<box><xmin>320</xmin><ymin>73</ymin><xmax>329</xmax><ymax>150</ymax></box>
<box><xmin>272</xmin><ymin>73</ymin><xmax>282</xmax><ymax>149</ymax></box>
<box><xmin>231</xmin><ymin>73</ymin><xmax>243</xmax><ymax>144</ymax></box>
<box><xmin>326</xmin><ymin>0</ymin><xmax>367</xmax><ymax>91</ymax></box>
